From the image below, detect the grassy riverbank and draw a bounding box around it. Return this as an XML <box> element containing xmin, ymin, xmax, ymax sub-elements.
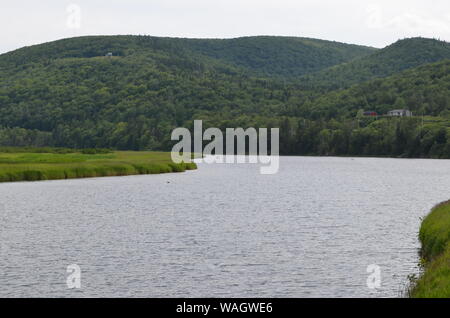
<box><xmin>0</xmin><ymin>149</ymin><xmax>196</xmax><ymax>183</ymax></box>
<box><xmin>411</xmin><ymin>200</ymin><xmax>450</xmax><ymax>298</ymax></box>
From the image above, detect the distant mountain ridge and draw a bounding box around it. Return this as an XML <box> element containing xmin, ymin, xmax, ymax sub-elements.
<box><xmin>173</xmin><ymin>36</ymin><xmax>377</xmax><ymax>78</ymax></box>
<box><xmin>300</xmin><ymin>37</ymin><xmax>450</xmax><ymax>90</ymax></box>
<box><xmin>0</xmin><ymin>35</ymin><xmax>448</xmax><ymax>155</ymax></box>
<box><xmin>0</xmin><ymin>35</ymin><xmax>377</xmax><ymax>79</ymax></box>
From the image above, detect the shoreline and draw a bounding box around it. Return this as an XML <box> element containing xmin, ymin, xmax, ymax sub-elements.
<box><xmin>410</xmin><ymin>200</ymin><xmax>450</xmax><ymax>298</ymax></box>
<box><xmin>273</xmin><ymin>154</ymin><xmax>450</xmax><ymax>160</ymax></box>
<box><xmin>0</xmin><ymin>151</ymin><xmax>197</xmax><ymax>183</ymax></box>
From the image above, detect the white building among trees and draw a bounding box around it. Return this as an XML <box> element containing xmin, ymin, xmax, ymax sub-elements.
<box><xmin>387</xmin><ymin>109</ymin><xmax>413</xmax><ymax>117</ymax></box>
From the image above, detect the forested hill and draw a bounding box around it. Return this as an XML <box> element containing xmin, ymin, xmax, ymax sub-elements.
<box><xmin>0</xmin><ymin>35</ymin><xmax>376</xmax><ymax>79</ymax></box>
<box><xmin>301</xmin><ymin>37</ymin><xmax>450</xmax><ymax>90</ymax></box>
<box><xmin>293</xmin><ymin>59</ymin><xmax>450</xmax><ymax>119</ymax></box>
<box><xmin>0</xmin><ymin>35</ymin><xmax>449</xmax><ymax>158</ymax></box>
<box><xmin>173</xmin><ymin>36</ymin><xmax>377</xmax><ymax>78</ymax></box>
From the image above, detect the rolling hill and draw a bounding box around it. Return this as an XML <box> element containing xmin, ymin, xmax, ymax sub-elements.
<box><xmin>0</xmin><ymin>35</ymin><xmax>377</xmax><ymax>78</ymax></box>
<box><xmin>297</xmin><ymin>59</ymin><xmax>450</xmax><ymax>119</ymax></box>
<box><xmin>174</xmin><ymin>36</ymin><xmax>377</xmax><ymax>78</ymax></box>
<box><xmin>0</xmin><ymin>35</ymin><xmax>448</xmax><ymax>157</ymax></box>
<box><xmin>301</xmin><ymin>37</ymin><xmax>450</xmax><ymax>90</ymax></box>
<box><xmin>0</xmin><ymin>35</ymin><xmax>376</xmax><ymax>148</ymax></box>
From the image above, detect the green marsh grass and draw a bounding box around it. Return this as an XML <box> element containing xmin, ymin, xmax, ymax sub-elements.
<box><xmin>411</xmin><ymin>200</ymin><xmax>450</xmax><ymax>298</ymax></box>
<box><xmin>0</xmin><ymin>150</ymin><xmax>196</xmax><ymax>183</ymax></box>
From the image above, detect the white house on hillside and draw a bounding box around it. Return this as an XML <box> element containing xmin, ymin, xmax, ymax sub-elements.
<box><xmin>387</xmin><ymin>109</ymin><xmax>413</xmax><ymax>117</ymax></box>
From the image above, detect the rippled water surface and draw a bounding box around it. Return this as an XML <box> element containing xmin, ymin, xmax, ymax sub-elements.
<box><xmin>1</xmin><ymin>157</ymin><xmax>450</xmax><ymax>297</ymax></box>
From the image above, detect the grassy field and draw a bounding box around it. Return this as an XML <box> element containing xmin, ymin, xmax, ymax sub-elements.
<box><xmin>0</xmin><ymin>149</ymin><xmax>197</xmax><ymax>183</ymax></box>
<box><xmin>411</xmin><ymin>200</ymin><xmax>450</xmax><ymax>298</ymax></box>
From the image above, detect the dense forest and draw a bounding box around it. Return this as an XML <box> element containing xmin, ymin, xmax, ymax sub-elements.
<box><xmin>0</xmin><ymin>35</ymin><xmax>449</xmax><ymax>158</ymax></box>
<box><xmin>300</xmin><ymin>37</ymin><xmax>450</xmax><ymax>90</ymax></box>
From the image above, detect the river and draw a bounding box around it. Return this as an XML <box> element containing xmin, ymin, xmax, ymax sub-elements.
<box><xmin>1</xmin><ymin>156</ymin><xmax>449</xmax><ymax>297</ymax></box>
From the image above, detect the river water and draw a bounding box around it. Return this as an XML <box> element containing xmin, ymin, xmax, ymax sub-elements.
<box><xmin>1</xmin><ymin>157</ymin><xmax>449</xmax><ymax>297</ymax></box>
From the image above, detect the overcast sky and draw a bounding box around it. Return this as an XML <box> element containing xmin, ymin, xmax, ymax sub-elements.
<box><xmin>1</xmin><ymin>0</ymin><xmax>449</xmax><ymax>54</ymax></box>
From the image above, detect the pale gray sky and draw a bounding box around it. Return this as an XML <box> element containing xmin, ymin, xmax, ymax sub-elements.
<box><xmin>1</xmin><ymin>0</ymin><xmax>449</xmax><ymax>54</ymax></box>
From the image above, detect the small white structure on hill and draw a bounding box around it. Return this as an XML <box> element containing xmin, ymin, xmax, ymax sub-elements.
<box><xmin>105</xmin><ymin>52</ymin><xmax>113</xmax><ymax>57</ymax></box>
<box><xmin>387</xmin><ymin>109</ymin><xmax>413</xmax><ymax>117</ymax></box>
